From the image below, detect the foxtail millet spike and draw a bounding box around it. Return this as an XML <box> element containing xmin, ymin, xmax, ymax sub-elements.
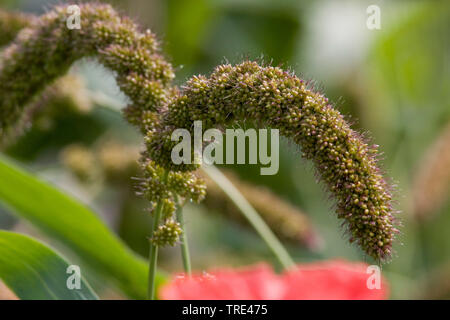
<box><xmin>0</xmin><ymin>3</ymin><xmax>204</xmax><ymax>210</ymax></box>
<box><xmin>0</xmin><ymin>9</ymin><xmax>35</xmax><ymax>47</ymax></box>
<box><xmin>0</xmin><ymin>5</ymin><xmax>397</xmax><ymax>259</ymax></box>
<box><xmin>0</xmin><ymin>3</ymin><xmax>173</xmax><ymax>137</ymax></box>
<box><xmin>148</xmin><ymin>61</ymin><xmax>397</xmax><ymax>261</ymax></box>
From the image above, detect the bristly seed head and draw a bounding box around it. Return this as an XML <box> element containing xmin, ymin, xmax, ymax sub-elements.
<box><xmin>0</xmin><ymin>5</ymin><xmax>397</xmax><ymax>261</ymax></box>
<box><xmin>147</xmin><ymin>61</ymin><xmax>397</xmax><ymax>261</ymax></box>
<box><xmin>151</xmin><ymin>219</ymin><xmax>183</xmax><ymax>247</ymax></box>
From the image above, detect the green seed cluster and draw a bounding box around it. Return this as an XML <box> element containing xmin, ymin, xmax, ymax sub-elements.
<box><xmin>0</xmin><ymin>4</ymin><xmax>204</xmax><ymax>235</ymax></box>
<box><xmin>0</xmin><ymin>9</ymin><xmax>34</xmax><ymax>47</ymax></box>
<box><xmin>150</xmin><ymin>219</ymin><xmax>183</xmax><ymax>247</ymax></box>
<box><xmin>148</xmin><ymin>61</ymin><xmax>396</xmax><ymax>260</ymax></box>
<box><xmin>0</xmin><ymin>75</ymin><xmax>92</xmax><ymax>145</ymax></box>
<box><xmin>0</xmin><ymin>5</ymin><xmax>397</xmax><ymax>258</ymax></box>
<box><xmin>0</xmin><ymin>3</ymin><xmax>171</xmax><ymax>135</ymax></box>
<box><xmin>140</xmin><ymin>158</ymin><xmax>206</xmax><ymax>211</ymax></box>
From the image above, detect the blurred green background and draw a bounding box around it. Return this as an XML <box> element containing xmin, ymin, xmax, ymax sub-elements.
<box><xmin>0</xmin><ymin>0</ymin><xmax>449</xmax><ymax>299</ymax></box>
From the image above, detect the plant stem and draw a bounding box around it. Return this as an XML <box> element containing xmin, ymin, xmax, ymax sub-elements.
<box><xmin>202</xmin><ymin>165</ymin><xmax>295</xmax><ymax>270</ymax></box>
<box><xmin>175</xmin><ymin>194</ymin><xmax>192</xmax><ymax>275</ymax></box>
<box><xmin>147</xmin><ymin>171</ymin><xmax>169</xmax><ymax>300</ymax></box>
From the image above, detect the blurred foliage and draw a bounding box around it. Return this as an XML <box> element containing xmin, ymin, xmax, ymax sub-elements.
<box><xmin>0</xmin><ymin>0</ymin><xmax>449</xmax><ymax>300</ymax></box>
<box><xmin>0</xmin><ymin>231</ymin><xmax>98</xmax><ymax>300</ymax></box>
<box><xmin>0</xmin><ymin>156</ymin><xmax>166</xmax><ymax>299</ymax></box>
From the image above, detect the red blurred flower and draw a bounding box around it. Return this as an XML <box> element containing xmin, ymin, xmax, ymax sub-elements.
<box><xmin>160</xmin><ymin>260</ymin><xmax>389</xmax><ymax>300</ymax></box>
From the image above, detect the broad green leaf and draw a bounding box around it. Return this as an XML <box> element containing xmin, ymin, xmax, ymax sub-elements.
<box><xmin>0</xmin><ymin>155</ymin><xmax>166</xmax><ymax>299</ymax></box>
<box><xmin>0</xmin><ymin>230</ymin><xmax>98</xmax><ymax>300</ymax></box>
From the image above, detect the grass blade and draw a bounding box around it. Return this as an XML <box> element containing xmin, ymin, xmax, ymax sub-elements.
<box><xmin>0</xmin><ymin>155</ymin><xmax>166</xmax><ymax>299</ymax></box>
<box><xmin>0</xmin><ymin>230</ymin><xmax>98</xmax><ymax>300</ymax></box>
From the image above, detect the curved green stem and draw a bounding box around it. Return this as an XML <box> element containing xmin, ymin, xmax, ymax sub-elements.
<box><xmin>175</xmin><ymin>194</ymin><xmax>192</xmax><ymax>275</ymax></box>
<box><xmin>147</xmin><ymin>171</ymin><xmax>169</xmax><ymax>300</ymax></box>
<box><xmin>202</xmin><ymin>165</ymin><xmax>295</xmax><ymax>270</ymax></box>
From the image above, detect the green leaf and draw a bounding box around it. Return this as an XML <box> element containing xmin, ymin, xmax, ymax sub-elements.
<box><xmin>0</xmin><ymin>155</ymin><xmax>166</xmax><ymax>299</ymax></box>
<box><xmin>0</xmin><ymin>230</ymin><xmax>98</xmax><ymax>300</ymax></box>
